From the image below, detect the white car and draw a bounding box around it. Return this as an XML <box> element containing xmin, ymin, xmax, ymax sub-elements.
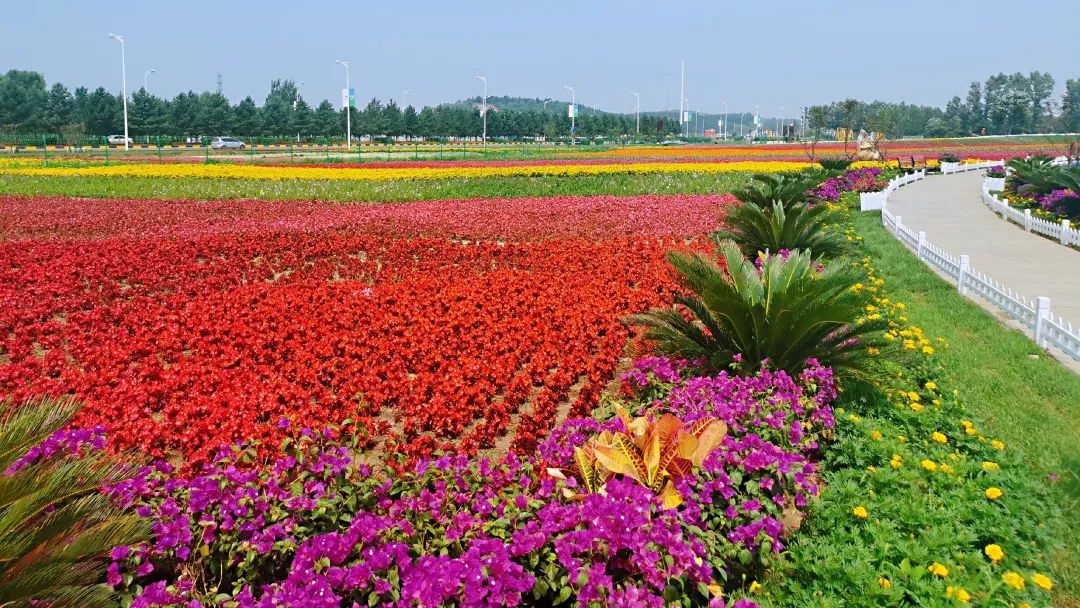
<box><xmin>211</xmin><ymin>136</ymin><xmax>245</xmax><ymax>150</ymax></box>
<box><xmin>107</xmin><ymin>134</ymin><xmax>133</xmax><ymax>145</ymax></box>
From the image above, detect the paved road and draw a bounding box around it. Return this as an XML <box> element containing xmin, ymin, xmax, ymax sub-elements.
<box><xmin>886</xmin><ymin>171</ymin><xmax>1080</xmax><ymax>328</ymax></box>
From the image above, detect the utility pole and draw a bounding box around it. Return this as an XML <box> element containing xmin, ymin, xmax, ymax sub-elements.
<box><xmin>564</xmin><ymin>85</ymin><xmax>575</xmax><ymax>145</ymax></box>
<box><xmin>630</xmin><ymin>92</ymin><xmax>640</xmax><ymax>135</ymax></box>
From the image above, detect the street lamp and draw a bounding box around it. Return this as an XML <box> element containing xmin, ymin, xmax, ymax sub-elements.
<box><xmin>630</xmin><ymin>92</ymin><xmax>640</xmax><ymax>135</ymax></box>
<box><xmin>778</xmin><ymin>106</ymin><xmax>785</xmax><ymax>141</ymax></box>
<box><xmin>143</xmin><ymin>68</ymin><xmax>155</xmax><ymax>93</ymax></box>
<box><xmin>719</xmin><ymin>101</ymin><xmax>729</xmax><ymax>140</ymax></box>
<box><xmin>336</xmin><ymin>60</ymin><xmax>351</xmax><ymax>149</ymax></box>
<box><xmin>108</xmin><ymin>33</ymin><xmax>129</xmax><ymax>150</ymax></box>
<box><xmin>564</xmin><ymin>85</ymin><xmax>575</xmax><ymax>145</ymax></box>
<box><xmin>543</xmin><ymin>98</ymin><xmax>552</xmax><ymax>112</ymax></box>
<box><xmin>475</xmin><ymin>76</ymin><xmax>487</xmax><ymax>147</ymax></box>
<box><xmin>294</xmin><ymin>81</ymin><xmax>305</xmax><ymax>143</ymax></box>
<box><xmin>684</xmin><ymin>98</ymin><xmax>690</xmax><ymax>138</ymax></box>
<box><xmin>754</xmin><ymin>104</ymin><xmax>760</xmax><ymax>140</ymax></box>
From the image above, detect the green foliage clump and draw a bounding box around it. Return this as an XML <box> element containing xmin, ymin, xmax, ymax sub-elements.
<box><xmin>714</xmin><ymin>201</ymin><xmax>852</xmax><ymax>261</ymax></box>
<box><xmin>0</xmin><ymin>398</ymin><xmax>147</xmax><ymax>608</ymax></box>
<box><xmin>629</xmin><ymin>242</ymin><xmax>889</xmax><ymax>381</ymax></box>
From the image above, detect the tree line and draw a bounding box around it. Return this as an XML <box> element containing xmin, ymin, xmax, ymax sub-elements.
<box><xmin>0</xmin><ymin>70</ymin><xmax>683</xmax><ymax>143</ymax></box>
<box><xmin>806</xmin><ymin>71</ymin><xmax>1080</xmax><ymax>139</ymax></box>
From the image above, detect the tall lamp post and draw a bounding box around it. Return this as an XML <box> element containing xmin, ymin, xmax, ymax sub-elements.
<box><xmin>143</xmin><ymin>68</ymin><xmax>155</xmax><ymax>92</ymax></box>
<box><xmin>754</xmin><ymin>104</ymin><xmax>760</xmax><ymax>141</ymax></box>
<box><xmin>336</xmin><ymin>60</ymin><xmax>351</xmax><ymax>149</ymax></box>
<box><xmin>719</xmin><ymin>101</ymin><xmax>728</xmax><ymax>139</ymax></box>
<box><xmin>630</xmin><ymin>92</ymin><xmax>640</xmax><ymax>135</ymax></box>
<box><xmin>293</xmin><ymin>81</ymin><xmax>305</xmax><ymax>143</ymax></box>
<box><xmin>778</xmin><ymin>106</ymin><xmax>785</xmax><ymax>141</ymax></box>
<box><xmin>475</xmin><ymin>76</ymin><xmax>487</xmax><ymax>147</ymax></box>
<box><xmin>542</xmin><ymin>98</ymin><xmax>552</xmax><ymax>112</ymax></box>
<box><xmin>108</xmin><ymin>33</ymin><xmax>129</xmax><ymax>150</ymax></box>
<box><xmin>564</xmin><ymin>85</ymin><xmax>575</xmax><ymax>145</ymax></box>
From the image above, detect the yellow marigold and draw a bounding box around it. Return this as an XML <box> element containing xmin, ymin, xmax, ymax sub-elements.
<box><xmin>984</xmin><ymin>544</ymin><xmax>1004</xmax><ymax>563</ymax></box>
<box><xmin>749</xmin><ymin>581</ymin><xmax>762</xmax><ymax>594</ymax></box>
<box><xmin>985</xmin><ymin>487</ymin><xmax>1003</xmax><ymax>500</ymax></box>
<box><xmin>890</xmin><ymin>457</ymin><xmax>903</xmax><ymax>469</ymax></box>
<box><xmin>924</xmin><ymin>381</ymin><xmax>937</xmax><ymax>390</ymax></box>
<box><xmin>848</xmin><ymin>414</ymin><xmax>861</xmax><ymax>423</ymax></box>
<box><xmin>897</xmin><ymin>435</ymin><xmax>907</xmax><ymax>443</ymax></box>
<box><xmin>1030</xmin><ymin>572</ymin><xmax>1053</xmax><ymax>590</ymax></box>
<box><xmin>922</xmin><ymin>345</ymin><xmax>935</xmax><ymax>355</ymax></box>
<box><xmin>1001</xmin><ymin>571</ymin><xmax>1024</xmax><ymax>590</ymax></box>
<box><xmin>991</xmin><ymin>439</ymin><xmax>1005</xmax><ymax>450</ymax></box>
<box><xmin>853</xmin><ymin>505</ymin><xmax>869</xmax><ymax>519</ymax></box>
<box><xmin>908</xmin><ymin>392</ymin><xmax>920</xmax><ymax>402</ymax></box>
<box><xmin>921</xmin><ymin>459</ymin><xmax>938</xmax><ymax>471</ymax></box>
<box><xmin>982</xmin><ymin>461</ymin><xmax>1000</xmax><ymax>472</ymax></box>
<box><xmin>928</xmin><ymin>562</ymin><xmax>949</xmax><ymax>577</ymax></box>
<box><xmin>939</xmin><ymin>463</ymin><xmax>955</xmax><ymax>474</ymax></box>
<box><xmin>867</xmin><ymin>466</ymin><xmax>877</xmax><ymax>473</ymax></box>
<box><xmin>883</xmin><ymin>332</ymin><xmax>896</xmax><ymax>341</ymax></box>
<box><xmin>931</xmin><ymin>432</ymin><xmax>948</xmax><ymax>444</ymax></box>
<box><xmin>910</xmin><ymin>403</ymin><xmax>924</xmax><ymax>412</ymax></box>
<box><xmin>955</xmin><ymin>588</ymin><xmax>971</xmax><ymax>603</ymax></box>
<box><xmin>870</xmin><ymin>430</ymin><xmax>883</xmax><ymax>441</ymax></box>
<box><xmin>878</xmin><ymin>576</ymin><xmax>891</xmax><ymax>589</ymax></box>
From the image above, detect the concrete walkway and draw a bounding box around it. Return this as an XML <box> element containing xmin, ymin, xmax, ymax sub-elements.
<box><xmin>886</xmin><ymin>171</ymin><xmax>1080</xmax><ymax>328</ymax></box>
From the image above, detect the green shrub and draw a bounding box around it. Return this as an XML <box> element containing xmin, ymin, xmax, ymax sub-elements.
<box><xmin>629</xmin><ymin>242</ymin><xmax>890</xmax><ymax>381</ymax></box>
<box><xmin>732</xmin><ymin>173</ymin><xmax>820</xmax><ymax>210</ymax></box>
<box><xmin>819</xmin><ymin>159</ymin><xmax>854</xmax><ymax>172</ymax></box>
<box><xmin>0</xmin><ymin>398</ymin><xmax>147</xmax><ymax>608</ymax></box>
<box><xmin>713</xmin><ymin>201</ymin><xmax>852</xmax><ymax>261</ymax></box>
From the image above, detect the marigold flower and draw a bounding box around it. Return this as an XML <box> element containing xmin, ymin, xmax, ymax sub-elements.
<box><xmin>982</xmin><ymin>461</ymin><xmax>1000</xmax><ymax>472</ymax></box>
<box><xmin>908</xmin><ymin>391</ymin><xmax>920</xmax><ymax>402</ymax></box>
<box><xmin>921</xmin><ymin>459</ymin><xmax>938</xmax><ymax>471</ymax></box>
<box><xmin>1002</xmin><ymin>571</ymin><xmax>1024</xmax><ymax>590</ymax></box>
<box><xmin>928</xmin><ymin>562</ymin><xmax>949</xmax><ymax>577</ymax></box>
<box><xmin>1030</xmin><ymin>572</ymin><xmax>1053</xmax><ymax>590</ymax></box>
<box><xmin>931</xmin><ymin>432</ymin><xmax>947</xmax><ymax>444</ymax></box>
<box><xmin>924</xmin><ymin>381</ymin><xmax>937</xmax><ymax>390</ymax></box>
<box><xmin>870</xmin><ymin>430</ymin><xmax>882</xmax><ymax>441</ymax></box>
<box><xmin>985</xmin><ymin>487</ymin><xmax>1003</xmax><ymax>500</ymax></box>
<box><xmin>878</xmin><ymin>576</ymin><xmax>891</xmax><ymax>589</ymax></box>
<box><xmin>991</xmin><ymin>439</ymin><xmax>1005</xmax><ymax>450</ymax></box>
<box><xmin>749</xmin><ymin>581</ymin><xmax>762</xmax><ymax>594</ymax></box>
<box><xmin>984</xmin><ymin>543</ymin><xmax>1004</xmax><ymax>563</ymax></box>
<box><xmin>853</xmin><ymin>506</ymin><xmax>869</xmax><ymax>519</ymax></box>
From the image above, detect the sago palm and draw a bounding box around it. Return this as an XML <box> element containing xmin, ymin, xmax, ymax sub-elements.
<box><xmin>713</xmin><ymin>201</ymin><xmax>852</xmax><ymax>261</ymax></box>
<box><xmin>732</xmin><ymin>173</ymin><xmax>819</xmax><ymax>210</ymax></box>
<box><xmin>629</xmin><ymin>242</ymin><xmax>890</xmax><ymax>381</ymax></box>
<box><xmin>0</xmin><ymin>398</ymin><xmax>147</xmax><ymax>608</ymax></box>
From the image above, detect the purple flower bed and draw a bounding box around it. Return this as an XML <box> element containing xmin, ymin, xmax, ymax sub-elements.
<box><xmin>96</xmin><ymin>358</ymin><xmax>836</xmax><ymax>607</ymax></box>
<box><xmin>809</xmin><ymin>167</ymin><xmax>885</xmax><ymax>202</ymax></box>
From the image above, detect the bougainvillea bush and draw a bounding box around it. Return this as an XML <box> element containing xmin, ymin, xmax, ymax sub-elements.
<box><xmin>0</xmin><ymin>194</ymin><xmax>732</xmax><ymax>466</ymax></box>
<box><xmin>102</xmin><ymin>358</ymin><xmax>835</xmax><ymax>607</ymax></box>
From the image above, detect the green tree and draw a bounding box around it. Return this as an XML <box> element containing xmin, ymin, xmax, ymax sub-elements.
<box><xmin>42</xmin><ymin>82</ymin><xmax>75</xmax><ymax>133</ymax></box>
<box><xmin>82</xmin><ymin>87</ymin><xmax>121</xmax><ymax>136</ymax></box>
<box><xmin>313</xmin><ymin>100</ymin><xmax>339</xmax><ymax>137</ymax></box>
<box><xmin>381</xmin><ymin>100</ymin><xmax>402</xmax><ymax>137</ymax></box>
<box><xmin>196</xmin><ymin>92</ymin><xmax>232</xmax><ymax>135</ymax></box>
<box><xmin>169</xmin><ymin>91</ymin><xmax>200</xmax><ymax>138</ymax></box>
<box><xmin>128</xmin><ymin>88</ymin><xmax>167</xmax><ymax>139</ymax></box>
<box><xmin>962</xmin><ymin>81</ymin><xmax>984</xmax><ymax>134</ymax></box>
<box><xmin>1028</xmin><ymin>71</ymin><xmax>1055</xmax><ymax>131</ymax></box>
<box><xmin>1063</xmin><ymin>79</ymin><xmax>1080</xmax><ymax>133</ymax></box>
<box><xmin>0</xmin><ymin>70</ymin><xmax>47</xmax><ymax>133</ymax></box>
<box><xmin>232</xmin><ymin>96</ymin><xmax>261</xmax><ymax>136</ymax></box>
<box><xmin>402</xmin><ymin>105</ymin><xmax>419</xmax><ymax>138</ymax></box>
<box><xmin>292</xmin><ymin>97</ymin><xmax>315</xmax><ymax>139</ymax></box>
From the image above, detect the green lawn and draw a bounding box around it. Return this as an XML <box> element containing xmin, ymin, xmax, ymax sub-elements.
<box><xmin>855</xmin><ymin>211</ymin><xmax>1080</xmax><ymax>604</ymax></box>
<box><xmin>0</xmin><ymin>172</ymin><xmax>748</xmax><ymax>203</ymax></box>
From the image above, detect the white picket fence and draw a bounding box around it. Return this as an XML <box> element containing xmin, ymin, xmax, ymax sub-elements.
<box><xmin>980</xmin><ymin>180</ymin><xmax>1078</xmax><ymax>246</ymax></box>
<box><xmin>859</xmin><ymin>169</ymin><xmax>925</xmax><ymax>211</ymax></box>
<box><xmin>940</xmin><ymin>158</ymin><xmax>1004</xmax><ymax>175</ymax></box>
<box><xmin>877</xmin><ymin>194</ymin><xmax>1080</xmax><ymax>363</ymax></box>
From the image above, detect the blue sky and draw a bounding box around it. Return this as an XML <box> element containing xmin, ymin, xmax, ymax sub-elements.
<box><xmin>3</xmin><ymin>0</ymin><xmax>1078</xmax><ymax>115</ymax></box>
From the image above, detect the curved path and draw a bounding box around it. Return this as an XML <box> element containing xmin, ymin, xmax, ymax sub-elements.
<box><xmin>886</xmin><ymin>171</ymin><xmax>1080</xmax><ymax>328</ymax></box>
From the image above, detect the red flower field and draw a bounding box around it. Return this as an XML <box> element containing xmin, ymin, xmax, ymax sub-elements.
<box><xmin>0</xmin><ymin>194</ymin><xmax>730</xmax><ymax>465</ymax></box>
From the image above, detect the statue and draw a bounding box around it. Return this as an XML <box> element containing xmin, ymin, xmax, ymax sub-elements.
<box><xmin>855</xmin><ymin>129</ymin><xmax>883</xmax><ymax>160</ymax></box>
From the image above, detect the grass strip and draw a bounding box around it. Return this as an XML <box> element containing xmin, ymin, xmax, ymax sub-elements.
<box><xmin>0</xmin><ymin>172</ymin><xmax>748</xmax><ymax>204</ymax></box>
